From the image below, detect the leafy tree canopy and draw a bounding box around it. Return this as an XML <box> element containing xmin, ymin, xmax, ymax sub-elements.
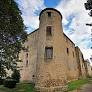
<box><xmin>85</xmin><ymin>0</ymin><xmax>92</xmax><ymax>17</ymax></box>
<box><xmin>0</xmin><ymin>0</ymin><xmax>27</xmax><ymax>77</ymax></box>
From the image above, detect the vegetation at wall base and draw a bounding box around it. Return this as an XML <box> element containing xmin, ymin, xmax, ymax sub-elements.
<box><xmin>0</xmin><ymin>78</ymin><xmax>92</xmax><ymax>92</ymax></box>
<box><xmin>3</xmin><ymin>78</ymin><xmax>17</xmax><ymax>88</ymax></box>
<box><xmin>11</xmin><ymin>69</ymin><xmax>20</xmax><ymax>83</ymax></box>
<box><xmin>67</xmin><ymin>78</ymin><xmax>91</xmax><ymax>91</ymax></box>
<box><xmin>0</xmin><ymin>83</ymin><xmax>35</xmax><ymax>92</ymax></box>
<box><xmin>0</xmin><ymin>77</ymin><xmax>4</xmax><ymax>85</ymax></box>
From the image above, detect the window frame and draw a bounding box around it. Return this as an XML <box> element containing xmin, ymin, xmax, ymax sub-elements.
<box><xmin>46</xmin><ymin>26</ymin><xmax>52</xmax><ymax>36</ymax></box>
<box><xmin>45</xmin><ymin>47</ymin><xmax>53</xmax><ymax>59</ymax></box>
<box><xmin>47</xmin><ymin>12</ymin><xmax>51</xmax><ymax>17</ymax></box>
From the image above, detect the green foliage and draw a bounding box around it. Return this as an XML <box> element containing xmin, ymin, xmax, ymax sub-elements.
<box><xmin>0</xmin><ymin>83</ymin><xmax>35</xmax><ymax>92</ymax></box>
<box><xmin>0</xmin><ymin>0</ymin><xmax>27</xmax><ymax>78</ymax></box>
<box><xmin>3</xmin><ymin>78</ymin><xmax>16</xmax><ymax>88</ymax></box>
<box><xmin>0</xmin><ymin>77</ymin><xmax>4</xmax><ymax>85</ymax></box>
<box><xmin>84</xmin><ymin>0</ymin><xmax>92</xmax><ymax>17</ymax></box>
<box><xmin>11</xmin><ymin>69</ymin><xmax>20</xmax><ymax>83</ymax></box>
<box><xmin>15</xmin><ymin>83</ymin><xmax>35</xmax><ymax>92</ymax></box>
<box><xmin>67</xmin><ymin>79</ymin><xmax>89</xmax><ymax>91</ymax></box>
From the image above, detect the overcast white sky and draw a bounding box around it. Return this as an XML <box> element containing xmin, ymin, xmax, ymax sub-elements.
<box><xmin>16</xmin><ymin>0</ymin><xmax>92</xmax><ymax>65</ymax></box>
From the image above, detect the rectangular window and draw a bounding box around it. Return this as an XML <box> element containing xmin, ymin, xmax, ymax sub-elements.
<box><xmin>26</xmin><ymin>60</ymin><xmax>28</xmax><ymax>67</ymax></box>
<box><xmin>82</xmin><ymin>54</ymin><xmax>84</xmax><ymax>59</ymax></box>
<box><xmin>26</xmin><ymin>53</ymin><xmax>28</xmax><ymax>58</ymax></box>
<box><xmin>46</xmin><ymin>26</ymin><xmax>52</xmax><ymax>36</ymax></box>
<box><xmin>47</xmin><ymin>12</ymin><xmax>51</xmax><ymax>17</ymax></box>
<box><xmin>45</xmin><ymin>47</ymin><xmax>53</xmax><ymax>59</ymax></box>
<box><xmin>73</xmin><ymin>51</ymin><xmax>74</xmax><ymax>57</ymax></box>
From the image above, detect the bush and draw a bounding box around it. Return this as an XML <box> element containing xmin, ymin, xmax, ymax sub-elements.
<box><xmin>0</xmin><ymin>77</ymin><xmax>4</xmax><ymax>85</ymax></box>
<box><xmin>3</xmin><ymin>78</ymin><xmax>17</xmax><ymax>88</ymax></box>
<box><xmin>11</xmin><ymin>69</ymin><xmax>20</xmax><ymax>83</ymax></box>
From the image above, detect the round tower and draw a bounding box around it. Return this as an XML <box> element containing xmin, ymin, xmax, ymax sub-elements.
<box><xmin>35</xmin><ymin>8</ymin><xmax>68</xmax><ymax>91</ymax></box>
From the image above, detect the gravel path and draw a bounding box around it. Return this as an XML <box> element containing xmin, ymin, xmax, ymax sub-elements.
<box><xmin>79</xmin><ymin>83</ymin><xmax>92</xmax><ymax>92</ymax></box>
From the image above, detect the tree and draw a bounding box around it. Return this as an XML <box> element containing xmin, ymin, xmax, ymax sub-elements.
<box><xmin>0</xmin><ymin>0</ymin><xmax>27</xmax><ymax>78</ymax></box>
<box><xmin>84</xmin><ymin>0</ymin><xmax>92</xmax><ymax>56</ymax></box>
<box><xmin>85</xmin><ymin>0</ymin><xmax>92</xmax><ymax>17</ymax></box>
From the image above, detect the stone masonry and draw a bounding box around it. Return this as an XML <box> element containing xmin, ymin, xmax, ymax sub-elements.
<box><xmin>19</xmin><ymin>8</ymin><xmax>89</xmax><ymax>91</ymax></box>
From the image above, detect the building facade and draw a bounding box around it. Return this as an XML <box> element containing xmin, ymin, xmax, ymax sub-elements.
<box><xmin>19</xmin><ymin>8</ymin><xmax>87</xmax><ymax>91</ymax></box>
<box><xmin>84</xmin><ymin>60</ymin><xmax>92</xmax><ymax>77</ymax></box>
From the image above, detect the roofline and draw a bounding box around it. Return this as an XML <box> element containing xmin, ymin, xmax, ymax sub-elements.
<box><xmin>75</xmin><ymin>46</ymin><xmax>83</xmax><ymax>56</ymax></box>
<box><xmin>39</xmin><ymin>8</ymin><xmax>62</xmax><ymax>20</ymax></box>
<box><xmin>28</xmin><ymin>28</ymin><xmax>39</xmax><ymax>36</ymax></box>
<box><xmin>63</xmin><ymin>33</ymin><xmax>75</xmax><ymax>45</ymax></box>
<box><xmin>28</xmin><ymin>29</ymin><xmax>75</xmax><ymax>46</ymax></box>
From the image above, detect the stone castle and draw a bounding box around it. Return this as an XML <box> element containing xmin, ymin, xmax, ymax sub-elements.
<box><xmin>19</xmin><ymin>8</ymin><xmax>91</xmax><ymax>91</ymax></box>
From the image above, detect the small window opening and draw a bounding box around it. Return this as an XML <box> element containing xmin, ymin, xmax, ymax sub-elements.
<box><xmin>26</xmin><ymin>60</ymin><xmax>28</xmax><ymax>67</ymax></box>
<box><xmin>45</xmin><ymin>47</ymin><xmax>53</xmax><ymax>59</ymax></box>
<box><xmin>32</xmin><ymin>75</ymin><xmax>35</xmax><ymax>77</ymax></box>
<box><xmin>67</xmin><ymin>48</ymin><xmax>69</xmax><ymax>54</ymax></box>
<box><xmin>46</xmin><ymin>26</ymin><xmax>52</xmax><ymax>36</ymax></box>
<box><xmin>26</xmin><ymin>53</ymin><xmax>28</xmax><ymax>58</ymax></box>
<box><xmin>73</xmin><ymin>51</ymin><xmax>74</xmax><ymax>57</ymax></box>
<box><xmin>82</xmin><ymin>54</ymin><xmax>84</xmax><ymax>59</ymax></box>
<box><xmin>47</xmin><ymin>12</ymin><xmax>51</xmax><ymax>17</ymax></box>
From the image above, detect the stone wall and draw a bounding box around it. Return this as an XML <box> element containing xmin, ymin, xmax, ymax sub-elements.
<box><xmin>19</xmin><ymin>8</ymin><xmax>87</xmax><ymax>91</ymax></box>
<box><xmin>75</xmin><ymin>47</ymin><xmax>86</xmax><ymax>78</ymax></box>
<box><xmin>63</xmin><ymin>34</ymin><xmax>79</xmax><ymax>81</ymax></box>
<box><xmin>86</xmin><ymin>61</ymin><xmax>92</xmax><ymax>77</ymax></box>
<box><xmin>35</xmin><ymin>9</ymin><xmax>68</xmax><ymax>87</ymax></box>
<box><xmin>19</xmin><ymin>30</ymin><xmax>38</xmax><ymax>82</ymax></box>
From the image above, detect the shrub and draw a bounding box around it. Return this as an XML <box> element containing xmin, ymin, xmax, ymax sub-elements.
<box><xmin>11</xmin><ymin>69</ymin><xmax>20</xmax><ymax>83</ymax></box>
<box><xmin>0</xmin><ymin>77</ymin><xmax>4</xmax><ymax>85</ymax></box>
<box><xmin>3</xmin><ymin>78</ymin><xmax>16</xmax><ymax>88</ymax></box>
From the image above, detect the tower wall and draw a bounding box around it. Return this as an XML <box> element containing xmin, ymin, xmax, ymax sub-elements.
<box><xmin>36</xmin><ymin>9</ymin><xmax>68</xmax><ymax>87</ymax></box>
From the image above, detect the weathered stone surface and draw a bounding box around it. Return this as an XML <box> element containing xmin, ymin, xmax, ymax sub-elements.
<box><xmin>18</xmin><ymin>8</ymin><xmax>89</xmax><ymax>90</ymax></box>
<box><xmin>35</xmin><ymin>85</ymin><xmax>68</xmax><ymax>92</ymax></box>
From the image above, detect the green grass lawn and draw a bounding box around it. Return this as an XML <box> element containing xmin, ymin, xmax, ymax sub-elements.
<box><xmin>0</xmin><ymin>83</ymin><xmax>35</xmax><ymax>92</ymax></box>
<box><xmin>67</xmin><ymin>78</ymin><xmax>92</xmax><ymax>91</ymax></box>
<box><xmin>0</xmin><ymin>78</ymin><xmax>92</xmax><ymax>92</ymax></box>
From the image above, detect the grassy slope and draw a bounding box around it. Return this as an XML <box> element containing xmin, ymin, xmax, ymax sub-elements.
<box><xmin>0</xmin><ymin>78</ymin><xmax>92</xmax><ymax>92</ymax></box>
<box><xmin>67</xmin><ymin>78</ymin><xmax>91</xmax><ymax>91</ymax></box>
